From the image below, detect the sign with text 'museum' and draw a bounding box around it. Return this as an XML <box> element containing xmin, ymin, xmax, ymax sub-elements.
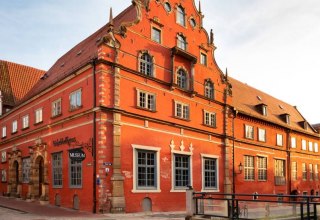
<box><xmin>68</xmin><ymin>148</ymin><xmax>86</xmax><ymax>161</ymax></box>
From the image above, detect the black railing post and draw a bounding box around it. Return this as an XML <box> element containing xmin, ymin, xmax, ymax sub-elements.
<box><xmin>313</xmin><ymin>203</ymin><xmax>317</xmax><ymax>220</ymax></box>
<box><xmin>307</xmin><ymin>197</ymin><xmax>310</xmax><ymax>219</ymax></box>
<box><xmin>301</xmin><ymin>202</ymin><xmax>304</xmax><ymax>220</ymax></box>
<box><xmin>195</xmin><ymin>197</ymin><xmax>198</xmax><ymax>215</ymax></box>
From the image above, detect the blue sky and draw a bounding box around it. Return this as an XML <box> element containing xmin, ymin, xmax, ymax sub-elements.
<box><xmin>1</xmin><ymin>0</ymin><xmax>320</xmax><ymax>124</ymax></box>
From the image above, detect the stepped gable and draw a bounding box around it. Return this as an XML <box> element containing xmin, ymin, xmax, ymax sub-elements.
<box><xmin>230</xmin><ymin>77</ymin><xmax>317</xmax><ymax>134</ymax></box>
<box><xmin>20</xmin><ymin>4</ymin><xmax>137</xmax><ymax>104</ymax></box>
<box><xmin>0</xmin><ymin>60</ymin><xmax>45</xmax><ymax>107</ymax></box>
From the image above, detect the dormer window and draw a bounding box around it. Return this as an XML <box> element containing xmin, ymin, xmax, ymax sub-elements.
<box><xmin>256</xmin><ymin>104</ymin><xmax>267</xmax><ymax>116</ymax></box>
<box><xmin>176</xmin><ymin>6</ymin><xmax>186</xmax><ymax>26</ymax></box>
<box><xmin>177</xmin><ymin>34</ymin><xmax>187</xmax><ymax>50</ymax></box>
<box><xmin>300</xmin><ymin>121</ymin><xmax>308</xmax><ymax>130</ymax></box>
<box><xmin>280</xmin><ymin>113</ymin><xmax>290</xmax><ymax>124</ymax></box>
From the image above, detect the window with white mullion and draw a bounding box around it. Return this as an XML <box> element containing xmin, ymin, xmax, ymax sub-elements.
<box><xmin>175</xmin><ymin>102</ymin><xmax>189</xmax><ymax>120</ymax></box>
<box><xmin>244</xmin><ymin>155</ymin><xmax>254</xmax><ymax>181</ymax></box>
<box><xmin>204</xmin><ymin>111</ymin><xmax>216</xmax><ymax>127</ymax></box>
<box><xmin>22</xmin><ymin>115</ymin><xmax>29</xmax><ymax>129</ymax></box>
<box><xmin>203</xmin><ymin>158</ymin><xmax>217</xmax><ymax>189</ymax></box>
<box><xmin>174</xmin><ymin>154</ymin><xmax>190</xmax><ymax>188</ymax></box>
<box><xmin>137</xmin><ymin>150</ymin><xmax>156</xmax><ymax>189</ymax></box>
<box><xmin>302</xmin><ymin>163</ymin><xmax>307</xmax><ymax>180</ymax></box>
<box><xmin>137</xmin><ymin>90</ymin><xmax>156</xmax><ymax>111</ymax></box>
<box><xmin>258</xmin><ymin>157</ymin><xmax>267</xmax><ymax>181</ymax></box>
<box><xmin>292</xmin><ymin>162</ymin><xmax>297</xmax><ymax>181</ymax></box>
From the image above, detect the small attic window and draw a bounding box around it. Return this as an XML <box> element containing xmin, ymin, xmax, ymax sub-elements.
<box><xmin>60</xmin><ymin>62</ymin><xmax>65</xmax><ymax>67</ymax></box>
<box><xmin>40</xmin><ymin>73</ymin><xmax>48</xmax><ymax>80</ymax></box>
<box><xmin>257</xmin><ymin>96</ymin><xmax>262</xmax><ymax>101</ymax></box>
<box><xmin>279</xmin><ymin>105</ymin><xmax>284</xmax><ymax>109</ymax></box>
<box><xmin>299</xmin><ymin>121</ymin><xmax>308</xmax><ymax>130</ymax></box>
<box><xmin>256</xmin><ymin>103</ymin><xmax>267</xmax><ymax>116</ymax></box>
<box><xmin>280</xmin><ymin>113</ymin><xmax>290</xmax><ymax>124</ymax></box>
<box><xmin>77</xmin><ymin>50</ymin><xmax>83</xmax><ymax>56</ymax></box>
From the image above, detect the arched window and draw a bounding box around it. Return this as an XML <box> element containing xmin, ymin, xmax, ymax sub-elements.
<box><xmin>177</xmin><ymin>34</ymin><xmax>186</xmax><ymax>50</ymax></box>
<box><xmin>140</xmin><ymin>53</ymin><xmax>153</xmax><ymax>76</ymax></box>
<box><xmin>177</xmin><ymin>6</ymin><xmax>185</xmax><ymax>26</ymax></box>
<box><xmin>177</xmin><ymin>69</ymin><xmax>187</xmax><ymax>89</ymax></box>
<box><xmin>205</xmin><ymin>80</ymin><xmax>214</xmax><ymax>99</ymax></box>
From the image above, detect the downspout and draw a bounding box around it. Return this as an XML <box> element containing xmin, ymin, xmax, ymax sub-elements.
<box><xmin>286</xmin><ymin>129</ymin><xmax>291</xmax><ymax>195</ymax></box>
<box><xmin>92</xmin><ymin>59</ymin><xmax>97</xmax><ymax>213</ymax></box>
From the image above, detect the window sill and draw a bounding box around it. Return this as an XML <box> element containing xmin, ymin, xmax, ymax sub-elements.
<box><xmin>201</xmin><ymin>189</ymin><xmax>219</xmax><ymax>193</ymax></box>
<box><xmin>136</xmin><ymin>106</ymin><xmax>157</xmax><ymax>113</ymax></box>
<box><xmin>11</xmin><ymin>131</ymin><xmax>18</xmax><ymax>135</ymax></box>
<box><xmin>173</xmin><ymin>116</ymin><xmax>190</xmax><ymax>122</ymax></box>
<box><xmin>52</xmin><ymin>186</ymin><xmax>63</xmax><ymax>189</ymax></box>
<box><xmin>21</xmin><ymin>127</ymin><xmax>29</xmax><ymax>131</ymax></box>
<box><xmin>51</xmin><ymin>113</ymin><xmax>62</xmax><ymax>119</ymax></box>
<box><xmin>34</xmin><ymin>121</ymin><xmax>43</xmax><ymax>126</ymax></box>
<box><xmin>170</xmin><ymin>188</ymin><xmax>188</xmax><ymax>193</ymax></box>
<box><xmin>69</xmin><ymin>106</ymin><xmax>83</xmax><ymax>112</ymax></box>
<box><xmin>203</xmin><ymin>124</ymin><xmax>217</xmax><ymax>129</ymax></box>
<box><xmin>1</xmin><ymin>136</ymin><xmax>7</xmax><ymax>140</ymax></box>
<box><xmin>131</xmin><ymin>189</ymin><xmax>161</xmax><ymax>193</ymax></box>
<box><xmin>69</xmin><ymin>186</ymin><xmax>82</xmax><ymax>189</ymax></box>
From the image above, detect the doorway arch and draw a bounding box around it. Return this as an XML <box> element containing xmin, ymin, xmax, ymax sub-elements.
<box><xmin>12</xmin><ymin>160</ymin><xmax>19</xmax><ymax>195</ymax></box>
<box><xmin>34</xmin><ymin>156</ymin><xmax>44</xmax><ymax>198</ymax></box>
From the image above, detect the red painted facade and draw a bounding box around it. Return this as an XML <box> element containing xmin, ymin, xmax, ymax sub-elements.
<box><xmin>0</xmin><ymin>0</ymin><xmax>319</xmax><ymax>214</ymax></box>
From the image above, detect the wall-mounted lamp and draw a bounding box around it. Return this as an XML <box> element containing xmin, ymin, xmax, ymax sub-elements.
<box><xmin>236</xmin><ymin>162</ymin><xmax>243</xmax><ymax>174</ymax></box>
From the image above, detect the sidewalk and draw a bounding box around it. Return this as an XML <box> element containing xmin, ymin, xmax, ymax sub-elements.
<box><xmin>0</xmin><ymin>196</ymin><xmax>186</xmax><ymax>220</ymax></box>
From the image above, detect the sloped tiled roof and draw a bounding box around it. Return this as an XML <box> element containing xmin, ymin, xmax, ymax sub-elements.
<box><xmin>21</xmin><ymin>5</ymin><xmax>137</xmax><ymax>103</ymax></box>
<box><xmin>229</xmin><ymin>77</ymin><xmax>318</xmax><ymax>134</ymax></box>
<box><xmin>0</xmin><ymin>60</ymin><xmax>45</xmax><ymax>106</ymax></box>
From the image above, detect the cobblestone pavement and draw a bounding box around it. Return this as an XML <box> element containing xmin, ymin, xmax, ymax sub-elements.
<box><xmin>0</xmin><ymin>196</ymin><xmax>186</xmax><ymax>220</ymax></box>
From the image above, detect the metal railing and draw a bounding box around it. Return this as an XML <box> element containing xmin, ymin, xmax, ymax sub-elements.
<box><xmin>189</xmin><ymin>192</ymin><xmax>320</xmax><ymax>219</ymax></box>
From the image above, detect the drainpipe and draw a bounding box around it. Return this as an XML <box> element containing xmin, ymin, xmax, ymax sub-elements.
<box><xmin>92</xmin><ymin>59</ymin><xmax>97</xmax><ymax>213</ymax></box>
<box><xmin>0</xmin><ymin>90</ymin><xmax>3</xmax><ymax>116</ymax></box>
<box><xmin>286</xmin><ymin>129</ymin><xmax>291</xmax><ymax>195</ymax></box>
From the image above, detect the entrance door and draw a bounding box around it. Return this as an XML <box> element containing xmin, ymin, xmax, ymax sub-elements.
<box><xmin>13</xmin><ymin>161</ymin><xmax>19</xmax><ymax>194</ymax></box>
<box><xmin>38</xmin><ymin>157</ymin><xmax>44</xmax><ymax>197</ymax></box>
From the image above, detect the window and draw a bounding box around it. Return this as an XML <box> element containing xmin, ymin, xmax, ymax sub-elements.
<box><xmin>140</xmin><ymin>53</ymin><xmax>153</xmax><ymax>76</ymax></box>
<box><xmin>204</xmin><ymin>80</ymin><xmax>214</xmax><ymax>99</ymax></box>
<box><xmin>302</xmin><ymin>140</ymin><xmax>307</xmax><ymax>150</ymax></box>
<box><xmin>1</xmin><ymin>126</ymin><xmax>6</xmax><ymax>138</ymax></box>
<box><xmin>164</xmin><ymin>2</ymin><xmax>171</xmax><ymax>12</ymax></box>
<box><xmin>258</xmin><ymin>128</ymin><xmax>266</xmax><ymax>142</ymax></box>
<box><xmin>176</xmin><ymin>6</ymin><xmax>186</xmax><ymax>26</ymax></box>
<box><xmin>200</xmin><ymin>53</ymin><xmax>207</xmax><ymax>66</ymax></box>
<box><xmin>22</xmin><ymin>157</ymin><xmax>31</xmax><ymax>183</ymax></box>
<box><xmin>262</xmin><ymin>105</ymin><xmax>267</xmax><ymax>116</ymax></box>
<box><xmin>292</xmin><ymin>161</ymin><xmax>297</xmax><ymax>181</ymax></box>
<box><xmin>69</xmin><ymin>159</ymin><xmax>82</xmax><ymax>188</ymax></box>
<box><xmin>12</xmin><ymin>120</ymin><xmax>17</xmax><ymax>133</ymax></box>
<box><xmin>174</xmin><ymin>154</ymin><xmax>190</xmax><ymax>188</ymax></box>
<box><xmin>132</xmin><ymin>145</ymin><xmax>160</xmax><ymax>192</ymax></box>
<box><xmin>22</xmin><ymin>115</ymin><xmax>29</xmax><ymax>129</ymax></box>
<box><xmin>52</xmin><ymin>98</ymin><xmax>62</xmax><ymax>117</ymax></box>
<box><xmin>276</xmin><ymin>134</ymin><xmax>283</xmax><ymax>146</ymax></box>
<box><xmin>177</xmin><ymin>34</ymin><xmax>187</xmax><ymax>50</ymax></box>
<box><xmin>315</xmin><ymin>143</ymin><xmax>319</xmax><ymax>153</ymax></box>
<box><xmin>244</xmin><ymin>155</ymin><xmax>254</xmax><ymax>181</ymax></box>
<box><xmin>203</xmin><ymin>157</ymin><xmax>217</xmax><ymax>190</ymax></box>
<box><xmin>291</xmin><ymin>137</ymin><xmax>296</xmax><ymax>148</ymax></box>
<box><xmin>309</xmin><ymin>164</ymin><xmax>313</xmax><ymax>181</ymax></box>
<box><xmin>35</xmin><ymin>108</ymin><xmax>43</xmax><ymax>124</ymax></box>
<box><xmin>315</xmin><ymin>164</ymin><xmax>319</xmax><ymax>180</ymax></box>
<box><xmin>176</xmin><ymin>68</ymin><xmax>187</xmax><ymax>89</ymax></box>
<box><xmin>69</xmin><ymin>89</ymin><xmax>82</xmax><ymax>110</ymax></box>
<box><xmin>258</xmin><ymin>157</ymin><xmax>267</xmax><ymax>181</ymax></box>
<box><xmin>204</xmin><ymin>111</ymin><xmax>216</xmax><ymax>127</ymax></box>
<box><xmin>137</xmin><ymin>90</ymin><xmax>156</xmax><ymax>111</ymax></box>
<box><xmin>175</xmin><ymin>102</ymin><xmax>189</xmax><ymax>120</ymax></box>
<box><xmin>152</xmin><ymin>27</ymin><xmax>161</xmax><ymax>43</ymax></box>
<box><xmin>309</xmin><ymin>142</ymin><xmax>313</xmax><ymax>152</ymax></box>
<box><xmin>190</xmin><ymin>18</ymin><xmax>196</xmax><ymax>28</ymax></box>
<box><xmin>274</xmin><ymin>159</ymin><xmax>285</xmax><ymax>185</ymax></box>
<box><xmin>52</xmin><ymin>152</ymin><xmax>63</xmax><ymax>187</ymax></box>
<box><xmin>302</xmin><ymin>163</ymin><xmax>307</xmax><ymax>181</ymax></box>
<box><xmin>136</xmin><ymin>150</ymin><xmax>157</xmax><ymax>189</ymax></box>
<box><xmin>245</xmin><ymin>125</ymin><xmax>254</xmax><ymax>139</ymax></box>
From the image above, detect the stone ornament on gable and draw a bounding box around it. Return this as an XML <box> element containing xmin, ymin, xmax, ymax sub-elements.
<box><xmin>170</xmin><ymin>139</ymin><xmax>194</xmax><ymax>154</ymax></box>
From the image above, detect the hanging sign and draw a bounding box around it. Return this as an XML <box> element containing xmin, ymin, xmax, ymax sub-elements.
<box><xmin>69</xmin><ymin>148</ymin><xmax>86</xmax><ymax>161</ymax></box>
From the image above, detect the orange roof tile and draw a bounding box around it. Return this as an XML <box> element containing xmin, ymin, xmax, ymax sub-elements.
<box><xmin>229</xmin><ymin>77</ymin><xmax>318</xmax><ymax>134</ymax></box>
<box><xmin>0</xmin><ymin>60</ymin><xmax>45</xmax><ymax>106</ymax></box>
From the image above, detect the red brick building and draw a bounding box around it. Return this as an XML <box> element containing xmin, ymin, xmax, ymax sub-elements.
<box><xmin>0</xmin><ymin>0</ymin><xmax>319</xmax><ymax>214</ymax></box>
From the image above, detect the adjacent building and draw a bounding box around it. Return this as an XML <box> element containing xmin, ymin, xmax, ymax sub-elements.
<box><xmin>0</xmin><ymin>0</ymin><xmax>319</xmax><ymax>213</ymax></box>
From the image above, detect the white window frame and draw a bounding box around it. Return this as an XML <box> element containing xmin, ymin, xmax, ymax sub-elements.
<box><xmin>200</xmin><ymin>53</ymin><xmax>207</xmax><ymax>66</ymax></box>
<box><xmin>52</xmin><ymin>98</ymin><xmax>62</xmax><ymax>117</ymax></box>
<box><xmin>175</xmin><ymin>101</ymin><xmax>189</xmax><ymax>120</ymax></box>
<box><xmin>302</xmin><ymin>139</ymin><xmax>307</xmax><ymax>151</ymax></box>
<box><xmin>201</xmin><ymin>154</ymin><xmax>219</xmax><ymax>192</ymax></box>
<box><xmin>204</xmin><ymin>110</ymin><xmax>216</xmax><ymax>127</ymax></box>
<box><xmin>12</xmin><ymin>120</ymin><xmax>17</xmax><ymax>133</ymax></box>
<box><xmin>35</xmin><ymin>108</ymin><xmax>43</xmax><ymax>124</ymax></box>
<box><xmin>302</xmin><ymin>163</ymin><xmax>307</xmax><ymax>181</ymax></box>
<box><xmin>176</xmin><ymin>5</ymin><xmax>186</xmax><ymax>26</ymax></box>
<box><xmin>69</xmin><ymin>89</ymin><xmax>82</xmax><ymax>110</ymax></box>
<box><xmin>315</xmin><ymin>164</ymin><xmax>319</xmax><ymax>180</ymax></box>
<box><xmin>244</xmin><ymin>155</ymin><xmax>255</xmax><ymax>181</ymax></box>
<box><xmin>309</xmin><ymin>164</ymin><xmax>313</xmax><ymax>181</ymax></box>
<box><xmin>276</xmin><ymin>134</ymin><xmax>283</xmax><ymax>146</ymax></box>
<box><xmin>291</xmin><ymin>137</ymin><xmax>296</xmax><ymax>148</ymax></box>
<box><xmin>292</xmin><ymin>161</ymin><xmax>297</xmax><ymax>181</ymax></box>
<box><xmin>1</xmin><ymin>126</ymin><xmax>6</xmax><ymax>138</ymax></box>
<box><xmin>204</xmin><ymin>80</ymin><xmax>214</xmax><ymax>99</ymax></box>
<box><xmin>315</xmin><ymin>143</ymin><xmax>319</xmax><ymax>153</ymax></box>
<box><xmin>22</xmin><ymin>115</ymin><xmax>29</xmax><ymax>129</ymax></box>
<box><xmin>177</xmin><ymin>34</ymin><xmax>187</xmax><ymax>50</ymax></box>
<box><xmin>136</xmin><ymin>89</ymin><xmax>156</xmax><ymax>111</ymax></box>
<box><xmin>258</xmin><ymin>128</ymin><xmax>266</xmax><ymax>142</ymax></box>
<box><xmin>257</xmin><ymin>156</ymin><xmax>267</xmax><ymax>181</ymax></box>
<box><xmin>132</xmin><ymin>144</ymin><xmax>161</xmax><ymax>193</ymax></box>
<box><xmin>151</xmin><ymin>26</ymin><xmax>161</xmax><ymax>43</ymax></box>
<box><xmin>245</xmin><ymin>125</ymin><xmax>254</xmax><ymax>139</ymax></box>
<box><xmin>309</xmin><ymin>142</ymin><xmax>313</xmax><ymax>152</ymax></box>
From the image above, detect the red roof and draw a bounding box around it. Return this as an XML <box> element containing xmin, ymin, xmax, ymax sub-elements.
<box><xmin>0</xmin><ymin>60</ymin><xmax>45</xmax><ymax>106</ymax></box>
<box><xmin>229</xmin><ymin>77</ymin><xmax>318</xmax><ymax>134</ymax></box>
